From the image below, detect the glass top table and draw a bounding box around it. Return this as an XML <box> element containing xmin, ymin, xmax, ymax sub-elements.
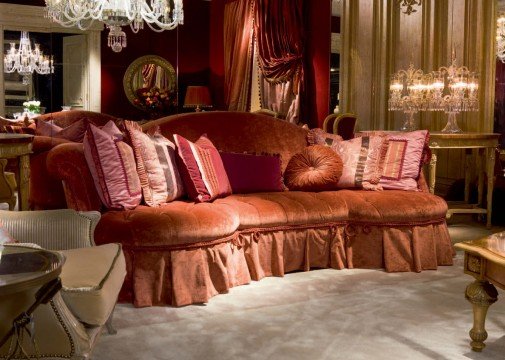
<box><xmin>0</xmin><ymin>245</ymin><xmax>64</xmax><ymax>296</ymax></box>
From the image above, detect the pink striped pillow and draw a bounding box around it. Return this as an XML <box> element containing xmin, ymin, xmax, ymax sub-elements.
<box><xmin>149</xmin><ymin>130</ymin><xmax>185</xmax><ymax>202</ymax></box>
<box><xmin>84</xmin><ymin>124</ymin><xmax>142</xmax><ymax>210</ymax></box>
<box><xmin>174</xmin><ymin>134</ymin><xmax>232</xmax><ymax>202</ymax></box>
<box><xmin>124</xmin><ymin>122</ymin><xmax>184</xmax><ymax>206</ymax></box>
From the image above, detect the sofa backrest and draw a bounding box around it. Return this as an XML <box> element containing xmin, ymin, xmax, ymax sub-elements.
<box><xmin>143</xmin><ymin>111</ymin><xmax>309</xmax><ymax>171</ymax></box>
<box><xmin>35</xmin><ymin>110</ymin><xmax>121</xmax><ymax>129</ymax></box>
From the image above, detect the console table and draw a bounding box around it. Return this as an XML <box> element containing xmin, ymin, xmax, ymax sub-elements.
<box><xmin>0</xmin><ymin>134</ymin><xmax>33</xmax><ymax>211</ymax></box>
<box><xmin>0</xmin><ymin>245</ymin><xmax>64</xmax><ymax>356</ymax></box>
<box><xmin>455</xmin><ymin>233</ymin><xmax>505</xmax><ymax>352</ymax></box>
<box><xmin>428</xmin><ymin>133</ymin><xmax>500</xmax><ymax>229</ymax></box>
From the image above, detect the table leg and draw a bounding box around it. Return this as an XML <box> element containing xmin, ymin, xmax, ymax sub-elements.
<box><xmin>429</xmin><ymin>150</ymin><xmax>437</xmax><ymax>194</ymax></box>
<box><xmin>477</xmin><ymin>149</ymin><xmax>487</xmax><ymax>207</ymax></box>
<box><xmin>17</xmin><ymin>154</ymin><xmax>30</xmax><ymax>211</ymax></box>
<box><xmin>465</xmin><ymin>280</ymin><xmax>498</xmax><ymax>352</ymax></box>
<box><xmin>486</xmin><ymin>148</ymin><xmax>495</xmax><ymax>229</ymax></box>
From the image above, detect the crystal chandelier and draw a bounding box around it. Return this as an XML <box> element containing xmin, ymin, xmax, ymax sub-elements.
<box><xmin>429</xmin><ymin>55</ymin><xmax>479</xmax><ymax>133</ymax></box>
<box><xmin>497</xmin><ymin>13</ymin><xmax>505</xmax><ymax>63</ymax></box>
<box><xmin>44</xmin><ymin>0</ymin><xmax>184</xmax><ymax>53</ymax></box>
<box><xmin>4</xmin><ymin>31</ymin><xmax>54</xmax><ymax>85</ymax></box>
<box><xmin>388</xmin><ymin>63</ymin><xmax>432</xmax><ymax>131</ymax></box>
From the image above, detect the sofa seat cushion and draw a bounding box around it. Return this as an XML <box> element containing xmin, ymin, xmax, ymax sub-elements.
<box><xmin>336</xmin><ymin>189</ymin><xmax>448</xmax><ymax>224</ymax></box>
<box><xmin>214</xmin><ymin>192</ymin><xmax>348</xmax><ymax>230</ymax></box>
<box><xmin>95</xmin><ymin>202</ymin><xmax>240</xmax><ymax>247</ymax></box>
<box><xmin>59</xmin><ymin>243</ymin><xmax>126</xmax><ymax>326</ymax></box>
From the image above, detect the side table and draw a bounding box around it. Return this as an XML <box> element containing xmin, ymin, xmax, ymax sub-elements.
<box><xmin>0</xmin><ymin>245</ymin><xmax>64</xmax><ymax>357</ymax></box>
<box><xmin>455</xmin><ymin>233</ymin><xmax>505</xmax><ymax>352</ymax></box>
<box><xmin>428</xmin><ymin>133</ymin><xmax>500</xmax><ymax>229</ymax></box>
<box><xmin>0</xmin><ymin>134</ymin><xmax>34</xmax><ymax>211</ymax></box>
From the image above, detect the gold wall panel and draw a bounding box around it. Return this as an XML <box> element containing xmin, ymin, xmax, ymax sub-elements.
<box><xmin>341</xmin><ymin>0</ymin><xmax>497</xmax><ymax>183</ymax></box>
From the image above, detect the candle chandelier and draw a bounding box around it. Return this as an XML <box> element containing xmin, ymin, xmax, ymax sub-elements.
<box><xmin>388</xmin><ymin>57</ymin><xmax>479</xmax><ymax>133</ymax></box>
<box><xmin>388</xmin><ymin>63</ymin><xmax>432</xmax><ymax>131</ymax></box>
<box><xmin>389</xmin><ymin>0</ymin><xmax>479</xmax><ymax>133</ymax></box>
<box><xmin>4</xmin><ymin>31</ymin><xmax>54</xmax><ymax>86</ymax></box>
<box><xmin>497</xmin><ymin>13</ymin><xmax>505</xmax><ymax>63</ymax></box>
<box><xmin>44</xmin><ymin>0</ymin><xmax>184</xmax><ymax>53</ymax></box>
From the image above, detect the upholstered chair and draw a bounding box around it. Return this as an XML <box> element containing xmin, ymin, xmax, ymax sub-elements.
<box><xmin>0</xmin><ymin>209</ymin><xmax>126</xmax><ymax>360</ymax></box>
<box><xmin>322</xmin><ymin>113</ymin><xmax>357</xmax><ymax>140</ymax></box>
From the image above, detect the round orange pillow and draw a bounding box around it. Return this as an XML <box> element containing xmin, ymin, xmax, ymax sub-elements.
<box><xmin>284</xmin><ymin>145</ymin><xmax>343</xmax><ymax>191</ymax></box>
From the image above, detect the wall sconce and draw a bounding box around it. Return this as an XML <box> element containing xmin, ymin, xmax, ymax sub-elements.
<box><xmin>183</xmin><ymin>86</ymin><xmax>212</xmax><ymax>112</ymax></box>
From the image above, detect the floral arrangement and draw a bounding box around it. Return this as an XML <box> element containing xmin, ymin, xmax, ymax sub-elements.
<box><xmin>133</xmin><ymin>87</ymin><xmax>176</xmax><ymax>115</ymax></box>
<box><xmin>23</xmin><ymin>100</ymin><xmax>41</xmax><ymax>114</ymax></box>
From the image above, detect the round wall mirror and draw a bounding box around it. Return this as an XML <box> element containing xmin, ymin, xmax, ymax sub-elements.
<box><xmin>123</xmin><ymin>55</ymin><xmax>177</xmax><ymax>115</ymax></box>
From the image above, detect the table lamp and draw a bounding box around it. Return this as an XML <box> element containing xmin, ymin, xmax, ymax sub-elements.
<box><xmin>183</xmin><ymin>86</ymin><xmax>212</xmax><ymax>112</ymax></box>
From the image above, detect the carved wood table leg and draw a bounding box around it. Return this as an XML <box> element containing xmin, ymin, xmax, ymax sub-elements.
<box><xmin>428</xmin><ymin>150</ymin><xmax>437</xmax><ymax>194</ymax></box>
<box><xmin>465</xmin><ymin>280</ymin><xmax>498</xmax><ymax>352</ymax></box>
<box><xmin>17</xmin><ymin>153</ymin><xmax>30</xmax><ymax>211</ymax></box>
<box><xmin>485</xmin><ymin>148</ymin><xmax>496</xmax><ymax>229</ymax></box>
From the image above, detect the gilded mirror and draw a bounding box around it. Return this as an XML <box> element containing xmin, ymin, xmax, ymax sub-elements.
<box><xmin>123</xmin><ymin>55</ymin><xmax>177</xmax><ymax>115</ymax></box>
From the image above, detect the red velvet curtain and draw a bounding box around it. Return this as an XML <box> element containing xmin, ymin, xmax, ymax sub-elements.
<box><xmin>254</xmin><ymin>0</ymin><xmax>304</xmax><ymax>91</ymax></box>
<box><xmin>254</xmin><ymin>0</ymin><xmax>304</xmax><ymax>123</ymax></box>
<box><xmin>223</xmin><ymin>0</ymin><xmax>255</xmax><ymax>111</ymax></box>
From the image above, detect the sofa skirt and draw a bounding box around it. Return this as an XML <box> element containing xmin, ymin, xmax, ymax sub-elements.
<box><xmin>118</xmin><ymin>219</ymin><xmax>453</xmax><ymax>307</ymax></box>
<box><xmin>119</xmin><ymin>239</ymin><xmax>252</xmax><ymax>307</ymax></box>
<box><xmin>240</xmin><ymin>219</ymin><xmax>453</xmax><ymax>281</ymax></box>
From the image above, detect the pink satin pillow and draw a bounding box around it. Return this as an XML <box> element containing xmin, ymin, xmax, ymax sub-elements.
<box><xmin>36</xmin><ymin>118</ymin><xmax>90</xmax><ymax>142</ymax></box>
<box><xmin>174</xmin><ymin>134</ymin><xmax>232</xmax><ymax>203</ymax></box>
<box><xmin>83</xmin><ymin>124</ymin><xmax>142</xmax><ymax>210</ymax></box>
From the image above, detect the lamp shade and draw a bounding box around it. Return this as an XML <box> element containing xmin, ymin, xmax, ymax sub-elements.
<box><xmin>184</xmin><ymin>86</ymin><xmax>212</xmax><ymax>111</ymax></box>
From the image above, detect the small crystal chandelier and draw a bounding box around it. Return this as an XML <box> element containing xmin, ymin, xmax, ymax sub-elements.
<box><xmin>4</xmin><ymin>31</ymin><xmax>54</xmax><ymax>85</ymax></box>
<box><xmin>44</xmin><ymin>0</ymin><xmax>184</xmax><ymax>53</ymax></box>
<box><xmin>429</xmin><ymin>55</ymin><xmax>479</xmax><ymax>133</ymax></box>
<box><xmin>497</xmin><ymin>13</ymin><xmax>505</xmax><ymax>63</ymax></box>
<box><xmin>388</xmin><ymin>63</ymin><xmax>432</xmax><ymax>131</ymax></box>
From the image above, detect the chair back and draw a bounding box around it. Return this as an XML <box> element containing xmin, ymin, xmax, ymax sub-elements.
<box><xmin>322</xmin><ymin>113</ymin><xmax>357</xmax><ymax>140</ymax></box>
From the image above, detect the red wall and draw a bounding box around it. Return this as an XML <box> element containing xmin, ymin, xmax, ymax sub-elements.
<box><xmin>1</xmin><ymin>0</ymin><xmax>332</xmax><ymax>125</ymax></box>
<box><xmin>305</xmin><ymin>0</ymin><xmax>331</xmax><ymax>127</ymax></box>
<box><xmin>101</xmin><ymin>0</ymin><xmax>211</xmax><ymax>119</ymax></box>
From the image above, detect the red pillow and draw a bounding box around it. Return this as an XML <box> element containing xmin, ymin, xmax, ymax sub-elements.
<box><xmin>174</xmin><ymin>134</ymin><xmax>232</xmax><ymax>202</ymax></box>
<box><xmin>220</xmin><ymin>152</ymin><xmax>284</xmax><ymax>193</ymax></box>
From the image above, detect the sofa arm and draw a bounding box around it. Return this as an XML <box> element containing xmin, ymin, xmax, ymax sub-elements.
<box><xmin>32</xmin><ymin>135</ymin><xmax>71</xmax><ymax>154</ymax></box>
<box><xmin>46</xmin><ymin>143</ymin><xmax>102</xmax><ymax>212</ymax></box>
<box><xmin>0</xmin><ymin>209</ymin><xmax>100</xmax><ymax>250</ymax></box>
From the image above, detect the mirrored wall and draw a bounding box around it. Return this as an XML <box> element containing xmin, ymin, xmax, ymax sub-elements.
<box><xmin>0</xmin><ymin>3</ymin><xmax>101</xmax><ymax>118</ymax></box>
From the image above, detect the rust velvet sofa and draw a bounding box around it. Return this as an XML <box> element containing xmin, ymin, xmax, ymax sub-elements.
<box><xmin>44</xmin><ymin>111</ymin><xmax>454</xmax><ymax>307</ymax></box>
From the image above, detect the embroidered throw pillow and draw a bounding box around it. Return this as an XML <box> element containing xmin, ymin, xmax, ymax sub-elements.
<box><xmin>331</xmin><ymin>135</ymin><xmax>387</xmax><ymax>190</ymax></box>
<box><xmin>219</xmin><ymin>152</ymin><xmax>284</xmax><ymax>193</ymax></box>
<box><xmin>124</xmin><ymin>121</ymin><xmax>183</xmax><ymax>206</ymax></box>
<box><xmin>83</xmin><ymin>124</ymin><xmax>142</xmax><ymax>210</ymax></box>
<box><xmin>357</xmin><ymin>130</ymin><xmax>429</xmax><ymax>191</ymax></box>
<box><xmin>307</xmin><ymin>128</ymin><xmax>343</xmax><ymax>147</ymax></box>
<box><xmin>284</xmin><ymin>145</ymin><xmax>343</xmax><ymax>192</ymax></box>
<box><xmin>174</xmin><ymin>134</ymin><xmax>232</xmax><ymax>202</ymax></box>
<box><xmin>380</xmin><ymin>130</ymin><xmax>429</xmax><ymax>191</ymax></box>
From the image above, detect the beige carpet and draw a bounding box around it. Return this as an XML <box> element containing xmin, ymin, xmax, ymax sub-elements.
<box><xmin>93</xmin><ymin>220</ymin><xmax>505</xmax><ymax>360</ymax></box>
